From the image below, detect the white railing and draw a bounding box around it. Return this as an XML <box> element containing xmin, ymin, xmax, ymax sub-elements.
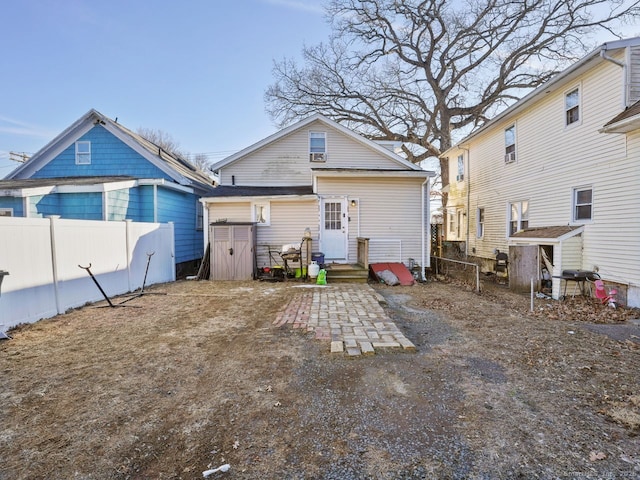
<box><xmin>0</xmin><ymin>216</ymin><xmax>175</xmax><ymax>329</ymax></box>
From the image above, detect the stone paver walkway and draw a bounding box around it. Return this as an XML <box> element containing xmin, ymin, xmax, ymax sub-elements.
<box><xmin>273</xmin><ymin>284</ymin><xmax>415</xmax><ymax>357</ymax></box>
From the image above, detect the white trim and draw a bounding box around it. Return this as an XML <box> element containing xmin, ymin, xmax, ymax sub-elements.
<box><xmin>312</xmin><ymin>169</ymin><xmax>433</xmax><ymax>180</ymax></box>
<box><xmin>137</xmin><ymin>178</ymin><xmax>194</xmax><ymax>193</ymax></box>
<box><xmin>571</xmin><ymin>185</ymin><xmax>594</xmax><ymax>223</ymax></box>
<box><xmin>320</xmin><ymin>195</ymin><xmax>348</xmax><ymax>261</ymax></box>
<box><xmin>564</xmin><ymin>84</ymin><xmax>582</xmax><ymax>128</ymax></box>
<box><xmin>477</xmin><ymin>207</ymin><xmax>485</xmax><ymax>238</ymax></box>
<box><xmin>102</xmin><ymin>191</ymin><xmax>108</xmax><ymax>220</ymax></box>
<box><xmin>251</xmin><ymin>200</ymin><xmax>271</xmax><ymax>226</ymax></box>
<box><xmin>0</xmin><ymin>185</ymin><xmax>56</xmax><ymax>197</ymax></box>
<box><xmin>75</xmin><ymin>140</ymin><xmax>91</xmax><ymax>165</ymax></box>
<box><xmin>56</xmin><ymin>180</ymin><xmax>137</xmax><ymax>193</ymax></box>
<box><xmin>202</xmin><ymin>194</ymin><xmax>318</xmax><ymax>204</ymax></box>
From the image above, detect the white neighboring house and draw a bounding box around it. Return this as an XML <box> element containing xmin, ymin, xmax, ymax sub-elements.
<box><xmin>443</xmin><ymin>37</ymin><xmax>640</xmax><ymax>307</ymax></box>
<box><xmin>201</xmin><ymin>114</ymin><xmax>435</xmax><ymax>280</ymax></box>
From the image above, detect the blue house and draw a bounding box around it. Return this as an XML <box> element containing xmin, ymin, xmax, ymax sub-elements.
<box><xmin>0</xmin><ymin>109</ymin><xmax>215</xmax><ymax>275</ymax></box>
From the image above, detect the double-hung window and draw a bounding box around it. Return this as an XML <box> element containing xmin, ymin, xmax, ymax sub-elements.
<box><xmin>477</xmin><ymin>208</ymin><xmax>485</xmax><ymax>238</ymax></box>
<box><xmin>504</xmin><ymin>125</ymin><xmax>516</xmax><ymax>163</ymax></box>
<box><xmin>573</xmin><ymin>187</ymin><xmax>592</xmax><ymax>222</ymax></box>
<box><xmin>509</xmin><ymin>201</ymin><xmax>529</xmax><ymax>236</ymax></box>
<box><xmin>565</xmin><ymin>87</ymin><xmax>580</xmax><ymax>126</ymax></box>
<box><xmin>196</xmin><ymin>201</ymin><xmax>204</xmax><ymax>231</ymax></box>
<box><xmin>75</xmin><ymin>141</ymin><xmax>91</xmax><ymax>165</ymax></box>
<box><xmin>309</xmin><ymin>132</ymin><xmax>326</xmax><ymax>162</ymax></box>
<box><xmin>457</xmin><ymin>154</ymin><xmax>464</xmax><ymax>181</ymax></box>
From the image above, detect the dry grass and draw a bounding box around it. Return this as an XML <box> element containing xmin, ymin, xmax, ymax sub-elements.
<box><xmin>1</xmin><ymin>278</ymin><xmax>640</xmax><ymax>479</ymax></box>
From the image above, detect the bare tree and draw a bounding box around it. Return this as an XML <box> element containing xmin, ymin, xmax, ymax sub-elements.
<box><xmin>265</xmin><ymin>0</ymin><xmax>640</xmax><ymax>193</ymax></box>
<box><xmin>187</xmin><ymin>153</ymin><xmax>212</xmax><ymax>172</ymax></box>
<box><xmin>136</xmin><ymin>128</ymin><xmax>212</xmax><ymax>172</ymax></box>
<box><xmin>136</xmin><ymin>128</ymin><xmax>185</xmax><ymax>157</ymax></box>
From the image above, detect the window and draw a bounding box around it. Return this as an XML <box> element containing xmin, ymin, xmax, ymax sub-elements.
<box><xmin>504</xmin><ymin>125</ymin><xmax>516</xmax><ymax>163</ymax></box>
<box><xmin>565</xmin><ymin>87</ymin><xmax>580</xmax><ymax>126</ymax></box>
<box><xmin>448</xmin><ymin>210</ymin><xmax>456</xmax><ymax>239</ymax></box>
<box><xmin>0</xmin><ymin>208</ymin><xmax>13</xmax><ymax>217</ymax></box>
<box><xmin>573</xmin><ymin>187</ymin><xmax>592</xmax><ymax>222</ymax></box>
<box><xmin>75</xmin><ymin>141</ymin><xmax>91</xmax><ymax>165</ymax></box>
<box><xmin>324</xmin><ymin>201</ymin><xmax>342</xmax><ymax>230</ymax></box>
<box><xmin>477</xmin><ymin>208</ymin><xmax>484</xmax><ymax>238</ymax></box>
<box><xmin>309</xmin><ymin>131</ymin><xmax>326</xmax><ymax>162</ymax></box>
<box><xmin>508</xmin><ymin>201</ymin><xmax>529</xmax><ymax>236</ymax></box>
<box><xmin>196</xmin><ymin>201</ymin><xmax>203</xmax><ymax>231</ymax></box>
<box><xmin>252</xmin><ymin>202</ymin><xmax>270</xmax><ymax>226</ymax></box>
<box><xmin>457</xmin><ymin>154</ymin><xmax>464</xmax><ymax>181</ymax></box>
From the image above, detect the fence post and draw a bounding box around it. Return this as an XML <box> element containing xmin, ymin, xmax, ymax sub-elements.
<box><xmin>169</xmin><ymin>222</ymin><xmax>176</xmax><ymax>282</ymax></box>
<box><xmin>125</xmin><ymin>220</ymin><xmax>133</xmax><ymax>292</ymax></box>
<box><xmin>47</xmin><ymin>215</ymin><xmax>64</xmax><ymax>315</ymax></box>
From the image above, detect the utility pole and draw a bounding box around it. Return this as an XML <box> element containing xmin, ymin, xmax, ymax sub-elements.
<box><xmin>9</xmin><ymin>151</ymin><xmax>30</xmax><ymax>163</ymax></box>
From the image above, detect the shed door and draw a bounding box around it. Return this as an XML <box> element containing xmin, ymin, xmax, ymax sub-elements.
<box><xmin>509</xmin><ymin>245</ymin><xmax>539</xmax><ymax>292</ymax></box>
<box><xmin>321</xmin><ymin>198</ymin><xmax>347</xmax><ymax>261</ymax></box>
<box><xmin>210</xmin><ymin>225</ymin><xmax>255</xmax><ymax>280</ymax></box>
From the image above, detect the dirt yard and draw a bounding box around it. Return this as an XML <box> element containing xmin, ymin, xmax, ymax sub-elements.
<box><xmin>1</xmin><ymin>278</ymin><xmax>639</xmax><ymax>479</ymax></box>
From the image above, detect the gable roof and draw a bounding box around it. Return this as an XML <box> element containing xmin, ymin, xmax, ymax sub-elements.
<box><xmin>601</xmin><ymin>99</ymin><xmax>640</xmax><ymax>133</ymax></box>
<box><xmin>444</xmin><ymin>36</ymin><xmax>640</xmax><ymax>154</ymax></box>
<box><xmin>6</xmin><ymin>109</ymin><xmax>215</xmax><ymax>194</ymax></box>
<box><xmin>211</xmin><ymin>113</ymin><xmax>425</xmax><ymax>172</ymax></box>
<box><xmin>509</xmin><ymin>225</ymin><xmax>584</xmax><ymax>242</ymax></box>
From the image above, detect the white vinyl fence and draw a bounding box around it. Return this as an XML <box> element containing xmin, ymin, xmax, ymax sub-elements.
<box><xmin>0</xmin><ymin>216</ymin><xmax>175</xmax><ymax>329</ymax></box>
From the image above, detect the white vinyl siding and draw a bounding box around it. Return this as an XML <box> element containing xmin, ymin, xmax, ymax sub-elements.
<box><xmin>316</xmin><ymin>176</ymin><xmax>425</xmax><ymax>265</ymax></box>
<box><xmin>219</xmin><ymin>120</ymin><xmax>404</xmax><ymax>186</ymax></box>
<box><xmin>446</xmin><ymin>47</ymin><xmax>640</xmax><ymax>304</ymax></box>
<box><xmin>206</xmin><ymin>199</ymin><xmax>318</xmax><ymax>269</ymax></box>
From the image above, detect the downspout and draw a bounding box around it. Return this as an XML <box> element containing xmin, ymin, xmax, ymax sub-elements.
<box><xmin>600</xmin><ymin>44</ymin><xmax>627</xmax><ymax>106</ymax></box>
<box><xmin>421</xmin><ymin>176</ymin><xmax>429</xmax><ymax>281</ymax></box>
<box><xmin>460</xmin><ymin>146</ymin><xmax>471</xmax><ymax>257</ymax></box>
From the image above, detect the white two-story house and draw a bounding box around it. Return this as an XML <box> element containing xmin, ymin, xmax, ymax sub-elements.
<box><xmin>443</xmin><ymin>37</ymin><xmax>640</xmax><ymax>306</ymax></box>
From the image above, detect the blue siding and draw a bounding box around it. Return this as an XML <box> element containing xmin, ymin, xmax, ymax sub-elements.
<box><xmin>0</xmin><ymin>197</ymin><xmax>24</xmax><ymax>216</ymax></box>
<box><xmin>157</xmin><ymin>188</ymin><xmax>203</xmax><ymax>263</ymax></box>
<box><xmin>8</xmin><ymin>123</ymin><xmax>207</xmax><ymax>269</ymax></box>
<box><xmin>32</xmin><ymin>194</ymin><xmax>60</xmax><ymax>218</ymax></box>
<box><xmin>137</xmin><ymin>185</ymin><xmax>155</xmax><ymax>221</ymax></box>
<box><xmin>33</xmin><ymin>126</ymin><xmax>174</xmax><ymax>180</ymax></box>
<box><xmin>58</xmin><ymin>192</ymin><xmax>103</xmax><ymax>220</ymax></box>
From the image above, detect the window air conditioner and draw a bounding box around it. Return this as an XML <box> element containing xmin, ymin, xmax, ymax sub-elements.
<box><xmin>504</xmin><ymin>152</ymin><xmax>516</xmax><ymax>163</ymax></box>
<box><xmin>310</xmin><ymin>152</ymin><xmax>326</xmax><ymax>162</ymax></box>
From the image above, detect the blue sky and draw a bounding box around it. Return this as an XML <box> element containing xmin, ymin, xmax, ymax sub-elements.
<box><xmin>0</xmin><ymin>0</ymin><xmax>331</xmax><ymax>177</ymax></box>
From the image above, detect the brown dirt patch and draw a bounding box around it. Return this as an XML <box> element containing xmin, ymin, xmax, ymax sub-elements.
<box><xmin>1</xmin><ymin>279</ymin><xmax>639</xmax><ymax>479</ymax></box>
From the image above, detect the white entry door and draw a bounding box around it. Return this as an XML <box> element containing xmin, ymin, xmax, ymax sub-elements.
<box><xmin>321</xmin><ymin>198</ymin><xmax>347</xmax><ymax>261</ymax></box>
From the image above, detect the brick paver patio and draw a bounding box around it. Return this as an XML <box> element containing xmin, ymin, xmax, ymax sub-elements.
<box><xmin>273</xmin><ymin>284</ymin><xmax>416</xmax><ymax>357</ymax></box>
